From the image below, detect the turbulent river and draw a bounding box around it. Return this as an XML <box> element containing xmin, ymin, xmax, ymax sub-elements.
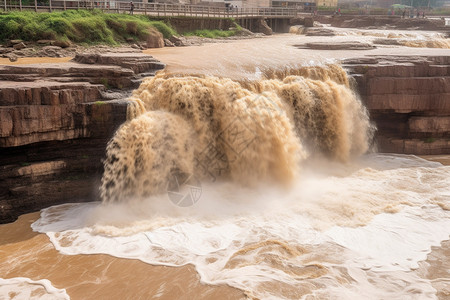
<box><xmin>1</xmin><ymin>28</ymin><xmax>450</xmax><ymax>300</ymax></box>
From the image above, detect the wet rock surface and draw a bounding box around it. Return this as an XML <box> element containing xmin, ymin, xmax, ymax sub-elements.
<box><xmin>305</xmin><ymin>27</ymin><xmax>337</xmax><ymax>36</ymax></box>
<box><xmin>299</xmin><ymin>41</ymin><xmax>376</xmax><ymax>50</ymax></box>
<box><xmin>1</xmin><ymin>41</ymin><xmax>449</xmax><ymax>223</ymax></box>
<box><xmin>0</xmin><ymin>52</ymin><xmax>164</xmax><ymax>89</ymax></box>
<box><xmin>344</xmin><ymin>55</ymin><xmax>450</xmax><ymax>155</ymax></box>
<box><xmin>0</xmin><ymin>52</ymin><xmax>164</xmax><ymax>223</ymax></box>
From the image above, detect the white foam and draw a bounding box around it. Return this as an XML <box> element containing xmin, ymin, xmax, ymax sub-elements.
<box><xmin>0</xmin><ymin>277</ymin><xmax>69</xmax><ymax>300</ymax></box>
<box><xmin>32</xmin><ymin>154</ymin><xmax>450</xmax><ymax>299</ymax></box>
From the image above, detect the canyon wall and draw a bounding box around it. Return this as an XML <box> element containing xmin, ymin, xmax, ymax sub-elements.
<box><xmin>345</xmin><ymin>55</ymin><xmax>450</xmax><ymax>154</ymax></box>
<box><xmin>0</xmin><ymin>53</ymin><xmax>164</xmax><ymax>223</ymax></box>
<box><xmin>1</xmin><ymin>53</ymin><xmax>449</xmax><ymax>223</ymax></box>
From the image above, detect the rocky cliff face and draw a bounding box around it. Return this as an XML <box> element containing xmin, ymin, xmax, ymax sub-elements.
<box><xmin>345</xmin><ymin>56</ymin><xmax>450</xmax><ymax>154</ymax></box>
<box><xmin>0</xmin><ymin>53</ymin><xmax>164</xmax><ymax>223</ymax></box>
<box><xmin>1</xmin><ymin>52</ymin><xmax>449</xmax><ymax>223</ymax></box>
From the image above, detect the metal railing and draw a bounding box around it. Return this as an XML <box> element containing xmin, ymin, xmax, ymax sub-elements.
<box><xmin>1</xmin><ymin>0</ymin><xmax>299</xmax><ymax>18</ymax></box>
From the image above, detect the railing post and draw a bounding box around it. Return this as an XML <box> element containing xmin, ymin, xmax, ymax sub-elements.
<box><xmin>63</xmin><ymin>0</ymin><xmax>66</xmax><ymax>10</ymax></box>
<box><xmin>49</xmin><ymin>0</ymin><xmax>52</xmax><ymax>11</ymax></box>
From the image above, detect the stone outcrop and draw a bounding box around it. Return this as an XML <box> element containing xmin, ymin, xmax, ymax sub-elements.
<box><xmin>255</xmin><ymin>18</ymin><xmax>273</xmax><ymax>35</ymax></box>
<box><xmin>304</xmin><ymin>17</ymin><xmax>314</xmax><ymax>27</ymax></box>
<box><xmin>72</xmin><ymin>52</ymin><xmax>165</xmax><ymax>75</ymax></box>
<box><xmin>0</xmin><ymin>63</ymin><xmax>131</xmax><ymax>88</ymax></box>
<box><xmin>0</xmin><ymin>53</ymin><xmax>164</xmax><ymax>223</ymax></box>
<box><xmin>0</xmin><ymin>53</ymin><xmax>164</xmax><ymax>89</ymax></box>
<box><xmin>299</xmin><ymin>41</ymin><xmax>375</xmax><ymax>50</ymax></box>
<box><xmin>146</xmin><ymin>27</ymin><xmax>165</xmax><ymax>48</ymax></box>
<box><xmin>305</xmin><ymin>27</ymin><xmax>337</xmax><ymax>36</ymax></box>
<box><xmin>344</xmin><ymin>56</ymin><xmax>450</xmax><ymax>154</ymax></box>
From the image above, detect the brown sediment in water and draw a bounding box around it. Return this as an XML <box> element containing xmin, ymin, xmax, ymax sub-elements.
<box><xmin>419</xmin><ymin>155</ymin><xmax>450</xmax><ymax>299</ymax></box>
<box><xmin>420</xmin><ymin>155</ymin><xmax>450</xmax><ymax>166</ymax></box>
<box><xmin>100</xmin><ymin>66</ymin><xmax>372</xmax><ymax>203</ymax></box>
<box><xmin>0</xmin><ymin>57</ymin><xmax>72</xmax><ymax>65</ymax></box>
<box><xmin>1</xmin><ymin>31</ymin><xmax>449</xmax><ymax>299</ymax></box>
<box><xmin>143</xmin><ymin>33</ymin><xmax>450</xmax><ymax>79</ymax></box>
<box><xmin>0</xmin><ymin>213</ymin><xmax>246</xmax><ymax>300</ymax></box>
<box><xmin>421</xmin><ymin>156</ymin><xmax>450</xmax><ymax>211</ymax></box>
<box><xmin>1</xmin><ymin>158</ymin><xmax>449</xmax><ymax>299</ymax></box>
<box><xmin>418</xmin><ymin>240</ymin><xmax>450</xmax><ymax>299</ymax></box>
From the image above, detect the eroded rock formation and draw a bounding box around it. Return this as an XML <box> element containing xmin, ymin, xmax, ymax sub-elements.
<box><xmin>0</xmin><ymin>53</ymin><xmax>164</xmax><ymax>223</ymax></box>
<box><xmin>1</xmin><ymin>51</ymin><xmax>449</xmax><ymax>223</ymax></box>
<box><xmin>345</xmin><ymin>56</ymin><xmax>450</xmax><ymax>154</ymax></box>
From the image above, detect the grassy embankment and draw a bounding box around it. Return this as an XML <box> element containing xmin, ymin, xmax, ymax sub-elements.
<box><xmin>183</xmin><ymin>26</ymin><xmax>243</xmax><ymax>38</ymax></box>
<box><xmin>0</xmin><ymin>10</ymin><xmax>241</xmax><ymax>45</ymax></box>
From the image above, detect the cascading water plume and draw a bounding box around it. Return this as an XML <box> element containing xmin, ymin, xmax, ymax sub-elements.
<box><xmin>100</xmin><ymin>111</ymin><xmax>195</xmax><ymax>203</ymax></box>
<box><xmin>258</xmin><ymin>76</ymin><xmax>372</xmax><ymax>161</ymax></box>
<box><xmin>100</xmin><ymin>64</ymin><xmax>373</xmax><ymax>202</ymax></box>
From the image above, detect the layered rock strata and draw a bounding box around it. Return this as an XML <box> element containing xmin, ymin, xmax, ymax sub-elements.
<box><xmin>0</xmin><ymin>53</ymin><xmax>164</xmax><ymax>223</ymax></box>
<box><xmin>345</xmin><ymin>56</ymin><xmax>450</xmax><ymax>154</ymax></box>
<box><xmin>1</xmin><ymin>52</ymin><xmax>449</xmax><ymax>223</ymax></box>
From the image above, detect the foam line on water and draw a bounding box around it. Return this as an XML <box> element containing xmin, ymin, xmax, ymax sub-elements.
<box><xmin>0</xmin><ymin>277</ymin><xmax>70</xmax><ymax>300</ymax></box>
<box><xmin>32</xmin><ymin>154</ymin><xmax>450</xmax><ymax>299</ymax></box>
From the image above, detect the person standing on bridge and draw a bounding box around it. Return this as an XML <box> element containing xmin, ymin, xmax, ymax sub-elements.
<box><xmin>130</xmin><ymin>1</ymin><xmax>135</xmax><ymax>15</ymax></box>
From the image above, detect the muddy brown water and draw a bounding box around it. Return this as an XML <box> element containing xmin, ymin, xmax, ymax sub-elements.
<box><xmin>1</xmin><ymin>30</ymin><xmax>449</xmax><ymax>300</ymax></box>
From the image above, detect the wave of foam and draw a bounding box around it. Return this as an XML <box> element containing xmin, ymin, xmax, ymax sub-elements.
<box><xmin>32</xmin><ymin>154</ymin><xmax>450</xmax><ymax>299</ymax></box>
<box><xmin>0</xmin><ymin>277</ymin><xmax>69</xmax><ymax>300</ymax></box>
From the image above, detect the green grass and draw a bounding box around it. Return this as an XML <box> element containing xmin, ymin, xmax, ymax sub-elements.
<box><xmin>184</xmin><ymin>24</ymin><xmax>242</xmax><ymax>39</ymax></box>
<box><xmin>0</xmin><ymin>10</ymin><xmax>177</xmax><ymax>44</ymax></box>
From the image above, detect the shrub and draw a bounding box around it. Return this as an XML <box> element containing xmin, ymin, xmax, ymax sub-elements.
<box><xmin>44</xmin><ymin>17</ymin><xmax>73</xmax><ymax>34</ymax></box>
